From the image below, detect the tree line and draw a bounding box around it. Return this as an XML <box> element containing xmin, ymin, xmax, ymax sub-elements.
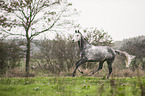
<box><xmin>0</xmin><ymin>29</ymin><xmax>145</xmax><ymax>76</ymax></box>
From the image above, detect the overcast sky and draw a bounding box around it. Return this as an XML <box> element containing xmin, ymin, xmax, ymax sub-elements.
<box><xmin>70</xmin><ymin>0</ymin><xmax>145</xmax><ymax>41</ymax></box>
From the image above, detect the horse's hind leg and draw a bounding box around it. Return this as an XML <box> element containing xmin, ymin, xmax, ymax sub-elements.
<box><xmin>88</xmin><ymin>61</ymin><xmax>105</xmax><ymax>76</ymax></box>
<box><xmin>107</xmin><ymin>59</ymin><xmax>114</xmax><ymax>79</ymax></box>
<box><xmin>72</xmin><ymin>59</ymin><xmax>86</xmax><ymax>77</ymax></box>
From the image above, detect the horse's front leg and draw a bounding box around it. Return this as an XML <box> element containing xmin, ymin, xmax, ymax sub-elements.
<box><xmin>72</xmin><ymin>59</ymin><xmax>86</xmax><ymax>77</ymax></box>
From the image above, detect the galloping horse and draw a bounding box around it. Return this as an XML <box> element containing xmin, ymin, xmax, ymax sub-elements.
<box><xmin>72</xmin><ymin>30</ymin><xmax>135</xmax><ymax>79</ymax></box>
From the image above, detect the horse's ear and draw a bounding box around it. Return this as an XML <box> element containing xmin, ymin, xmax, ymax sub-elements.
<box><xmin>75</xmin><ymin>30</ymin><xmax>78</xmax><ymax>33</ymax></box>
<box><xmin>78</xmin><ymin>30</ymin><xmax>80</xmax><ymax>33</ymax></box>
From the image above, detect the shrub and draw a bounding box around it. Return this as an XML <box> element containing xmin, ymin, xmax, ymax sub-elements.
<box><xmin>0</xmin><ymin>40</ymin><xmax>24</xmax><ymax>75</ymax></box>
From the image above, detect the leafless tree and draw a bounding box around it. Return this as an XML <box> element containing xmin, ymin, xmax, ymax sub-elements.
<box><xmin>0</xmin><ymin>0</ymin><xmax>75</xmax><ymax>76</ymax></box>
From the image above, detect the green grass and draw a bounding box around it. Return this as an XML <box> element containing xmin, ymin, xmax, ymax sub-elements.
<box><xmin>0</xmin><ymin>76</ymin><xmax>144</xmax><ymax>96</ymax></box>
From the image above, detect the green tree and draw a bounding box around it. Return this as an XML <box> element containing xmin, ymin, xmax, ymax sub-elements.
<box><xmin>0</xmin><ymin>0</ymin><xmax>74</xmax><ymax>76</ymax></box>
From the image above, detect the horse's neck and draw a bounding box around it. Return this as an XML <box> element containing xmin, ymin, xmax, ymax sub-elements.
<box><xmin>78</xmin><ymin>37</ymin><xmax>90</xmax><ymax>51</ymax></box>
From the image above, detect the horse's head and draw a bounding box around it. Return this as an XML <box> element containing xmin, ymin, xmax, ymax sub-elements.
<box><xmin>72</xmin><ymin>30</ymin><xmax>82</xmax><ymax>42</ymax></box>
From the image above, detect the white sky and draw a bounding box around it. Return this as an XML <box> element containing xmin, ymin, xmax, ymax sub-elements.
<box><xmin>69</xmin><ymin>0</ymin><xmax>145</xmax><ymax>41</ymax></box>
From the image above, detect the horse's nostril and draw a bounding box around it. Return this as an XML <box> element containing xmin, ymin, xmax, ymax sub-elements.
<box><xmin>72</xmin><ymin>40</ymin><xmax>74</xmax><ymax>42</ymax></box>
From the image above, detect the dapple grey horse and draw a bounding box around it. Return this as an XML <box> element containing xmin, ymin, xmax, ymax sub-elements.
<box><xmin>72</xmin><ymin>30</ymin><xmax>135</xmax><ymax>79</ymax></box>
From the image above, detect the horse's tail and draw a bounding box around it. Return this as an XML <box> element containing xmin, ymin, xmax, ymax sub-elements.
<box><xmin>115</xmin><ymin>50</ymin><xmax>135</xmax><ymax>67</ymax></box>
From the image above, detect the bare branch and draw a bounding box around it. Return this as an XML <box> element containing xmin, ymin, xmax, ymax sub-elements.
<box><xmin>0</xmin><ymin>28</ymin><xmax>25</xmax><ymax>37</ymax></box>
<box><xmin>0</xmin><ymin>34</ymin><xmax>9</xmax><ymax>40</ymax></box>
<box><xmin>30</xmin><ymin>10</ymin><xmax>64</xmax><ymax>39</ymax></box>
<box><xmin>13</xmin><ymin>12</ymin><xmax>25</xmax><ymax>23</ymax></box>
<box><xmin>21</xmin><ymin>9</ymin><xmax>28</xmax><ymax>20</ymax></box>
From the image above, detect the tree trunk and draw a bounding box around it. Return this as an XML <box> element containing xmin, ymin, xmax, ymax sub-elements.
<box><xmin>26</xmin><ymin>38</ymin><xmax>31</xmax><ymax>77</ymax></box>
<box><xmin>25</xmin><ymin>26</ymin><xmax>31</xmax><ymax>77</ymax></box>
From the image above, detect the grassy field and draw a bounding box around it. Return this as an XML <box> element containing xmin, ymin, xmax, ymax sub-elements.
<box><xmin>0</xmin><ymin>76</ymin><xmax>145</xmax><ymax>96</ymax></box>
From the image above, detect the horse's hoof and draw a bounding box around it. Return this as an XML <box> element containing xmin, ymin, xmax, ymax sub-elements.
<box><xmin>88</xmin><ymin>72</ymin><xmax>93</xmax><ymax>76</ymax></box>
<box><xmin>72</xmin><ymin>74</ymin><xmax>75</xmax><ymax>77</ymax></box>
<box><xmin>106</xmin><ymin>76</ymin><xmax>109</xmax><ymax>79</ymax></box>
